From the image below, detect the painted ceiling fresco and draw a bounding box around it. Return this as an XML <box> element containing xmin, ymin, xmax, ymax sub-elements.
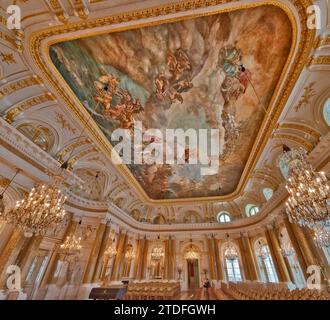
<box><xmin>50</xmin><ymin>5</ymin><xmax>292</xmax><ymax>200</ymax></box>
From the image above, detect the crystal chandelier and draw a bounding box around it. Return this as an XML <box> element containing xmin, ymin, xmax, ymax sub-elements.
<box><xmin>151</xmin><ymin>245</ymin><xmax>164</xmax><ymax>260</ymax></box>
<box><xmin>4</xmin><ymin>175</ymin><xmax>67</xmax><ymax>237</ymax></box>
<box><xmin>184</xmin><ymin>241</ymin><xmax>199</xmax><ymax>261</ymax></box>
<box><xmin>60</xmin><ymin>234</ymin><xmax>82</xmax><ymax>255</ymax></box>
<box><xmin>278</xmin><ymin>147</ymin><xmax>330</xmax><ymax>229</ymax></box>
<box><xmin>224</xmin><ymin>241</ymin><xmax>238</xmax><ymax>261</ymax></box>
<box><xmin>313</xmin><ymin>225</ymin><xmax>330</xmax><ymax>248</ymax></box>
<box><xmin>104</xmin><ymin>241</ymin><xmax>117</xmax><ymax>258</ymax></box>
<box><xmin>280</xmin><ymin>242</ymin><xmax>295</xmax><ymax>257</ymax></box>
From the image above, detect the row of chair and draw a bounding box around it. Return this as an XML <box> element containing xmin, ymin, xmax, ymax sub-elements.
<box><xmin>221</xmin><ymin>282</ymin><xmax>330</xmax><ymax>300</ymax></box>
<box><xmin>124</xmin><ymin>281</ymin><xmax>181</xmax><ymax>300</ymax></box>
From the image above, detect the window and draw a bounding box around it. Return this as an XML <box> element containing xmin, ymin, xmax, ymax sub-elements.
<box><xmin>279</xmin><ymin>157</ymin><xmax>289</xmax><ymax>179</ymax></box>
<box><xmin>245</xmin><ymin>204</ymin><xmax>259</xmax><ymax>217</ymax></box>
<box><xmin>217</xmin><ymin>212</ymin><xmax>231</xmax><ymax>223</ymax></box>
<box><xmin>255</xmin><ymin>242</ymin><xmax>278</xmax><ymax>283</ymax></box>
<box><xmin>263</xmin><ymin>188</ymin><xmax>273</xmax><ymax>201</ymax></box>
<box><xmin>225</xmin><ymin>258</ymin><xmax>242</xmax><ymax>282</ymax></box>
<box><xmin>323</xmin><ymin>97</ymin><xmax>330</xmax><ymax>127</ymax></box>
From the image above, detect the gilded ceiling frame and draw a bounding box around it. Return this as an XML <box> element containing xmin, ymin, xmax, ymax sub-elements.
<box><xmin>28</xmin><ymin>0</ymin><xmax>315</xmax><ymax>205</ymax></box>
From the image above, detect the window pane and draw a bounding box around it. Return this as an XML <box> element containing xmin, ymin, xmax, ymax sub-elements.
<box><xmin>323</xmin><ymin>97</ymin><xmax>330</xmax><ymax>127</ymax></box>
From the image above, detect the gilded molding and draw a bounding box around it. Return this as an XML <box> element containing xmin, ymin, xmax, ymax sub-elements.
<box><xmin>56</xmin><ymin>138</ymin><xmax>91</xmax><ymax>162</ymax></box>
<box><xmin>0</xmin><ymin>76</ymin><xmax>42</xmax><ymax>99</ymax></box>
<box><xmin>272</xmin><ymin>133</ymin><xmax>314</xmax><ymax>151</ymax></box>
<box><xmin>278</xmin><ymin>123</ymin><xmax>321</xmax><ymax>140</ymax></box>
<box><xmin>28</xmin><ymin>0</ymin><xmax>315</xmax><ymax>205</ymax></box>
<box><xmin>4</xmin><ymin>93</ymin><xmax>56</xmax><ymax>123</ymax></box>
<box><xmin>308</xmin><ymin>56</ymin><xmax>330</xmax><ymax>66</ymax></box>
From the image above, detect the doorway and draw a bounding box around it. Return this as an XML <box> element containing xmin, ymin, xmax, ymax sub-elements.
<box><xmin>187</xmin><ymin>259</ymin><xmax>200</xmax><ymax>289</ymax></box>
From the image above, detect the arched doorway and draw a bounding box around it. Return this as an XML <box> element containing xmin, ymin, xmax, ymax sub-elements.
<box><xmin>184</xmin><ymin>244</ymin><xmax>200</xmax><ymax>289</ymax></box>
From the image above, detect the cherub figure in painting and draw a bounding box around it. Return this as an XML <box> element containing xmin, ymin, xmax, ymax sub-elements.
<box><xmin>155</xmin><ymin>48</ymin><xmax>193</xmax><ymax>106</ymax></box>
<box><xmin>94</xmin><ymin>74</ymin><xmax>142</xmax><ymax>129</ymax></box>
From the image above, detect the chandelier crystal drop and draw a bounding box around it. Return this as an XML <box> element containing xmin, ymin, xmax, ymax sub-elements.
<box><xmin>151</xmin><ymin>245</ymin><xmax>164</xmax><ymax>260</ymax></box>
<box><xmin>313</xmin><ymin>225</ymin><xmax>330</xmax><ymax>248</ymax></box>
<box><xmin>4</xmin><ymin>175</ymin><xmax>67</xmax><ymax>237</ymax></box>
<box><xmin>278</xmin><ymin>147</ymin><xmax>330</xmax><ymax>229</ymax></box>
<box><xmin>60</xmin><ymin>234</ymin><xmax>82</xmax><ymax>255</ymax></box>
<box><xmin>184</xmin><ymin>245</ymin><xmax>199</xmax><ymax>261</ymax></box>
<box><xmin>224</xmin><ymin>241</ymin><xmax>238</xmax><ymax>261</ymax></box>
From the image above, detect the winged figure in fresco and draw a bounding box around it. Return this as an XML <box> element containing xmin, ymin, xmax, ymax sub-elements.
<box><xmin>154</xmin><ymin>48</ymin><xmax>193</xmax><ymax>106</ymax></box>
<box><xmin>94</xmin><ymin>74</ymin><xmax>142</xmax><ymax>129</ymax></box>
<box><xmin>218</xmin><ymin>46</ymin><xmax>251</xmax><ymax>102</ymax></box>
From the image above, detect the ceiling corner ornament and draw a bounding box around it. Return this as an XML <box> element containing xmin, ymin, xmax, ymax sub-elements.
<box><xmin>294</xmin><ymin>82</ymin><xmax>316</xmax><ymax>112</ymax></box>
<box><xmin>55</xmin><ymin>112</ymin><xmax>77</xmax><ymax>134</ymax></box>
<box><xmin>29</xmin><ymin>0</ymin><xmax>315</xmax><ymax>205</ymax></box>
<box><xmin>0</xmin><ymin>52</ymin><xmax>16</xmax><ymax>64</ymax></box>
<box><xmin>279</xmin><ymin>147</ymin><xmax>330</xmax><ymax>229</ymax></box>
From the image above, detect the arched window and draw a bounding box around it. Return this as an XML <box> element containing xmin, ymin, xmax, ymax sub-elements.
<box><xmin>263</xmin><ymin>188</ymin><xmax>273</xmax><ymax>201</ymax></box>
<box><xmin>255</xmin><ymin>240</ymin><xmax>278</xmax><ymax>283</ymax></box>
<box><xmin>245</xmin><ymin>204</ymin><xmax>259</xmax><ymax>217</ymax></box>
<box><xmin>16</xmin><ymin>123</ymin><xmax>54</xmax><ymax>152</ymax></box>
<box><xmin>223</xmin><ymin>243</ymin><xmax>242</xmax><ymax>282</ymax></box>
<box><xmin>323</xmin><ymin>97</ymin><xmax>330</xmax><ymax>127</ymax></box>
<box><xmin>278</xmin><ymin>156</ymin><xmax>289</xmax><ymax>179</ymax></box>
<box><xmin>217</xmin><ymin>212</ymin><xmax>231</xmax><ymax>223</ymax></box>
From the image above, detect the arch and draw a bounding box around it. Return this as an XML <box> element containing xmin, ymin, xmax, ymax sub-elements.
<box><xmin>152</xmin><ymin>214</ymin><xmax>166</xmax><ymax>225</ymax></box>
<box><xmin>262</xmin><ymin>187</ymin><xmax>273</xmax><ymax>201</ymax></box>
<box><xmin>182</xmin><ymin>211</ymin><xmax>201</xmax><ymax>223</ymax></box>
<box><xmin>16</xmin><ymin>122</ymin><xmax>55</xmax><ymax>153</ymax></box>
<box><xmin>217</xmin><ymin>211</ymin><xmax>231</xmax><ymax>223</ymax></box>
<box><xmin>245</xmin><ymin>204</ymin><xmax>259</xmax><ymax>217</ymax></box>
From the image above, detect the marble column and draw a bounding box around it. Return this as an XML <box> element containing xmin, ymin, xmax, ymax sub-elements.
<box><xmin>240</xmin><ymin>233</ymin><xmax>258</xmax><ymax>281</ymax></box>
<box><xmin>0</xmin><ymin>230</ymin><xmax>27</xmax><ymax>289</ymax></box>
<box><xmin>139</xmin><ymin>238</ymin><xmax>149</xmax><ymax>280</ymax></box>
<box><xmin>91</xmin><ymin>225</ymin><xmax>111</xmax><ymax>283</ymax></box>
<box><xmin>83</xmin><ymin>222</ymin><xmax>107</xmax><ymax>283</ymax></box>
<box><xmin>265</xmin><ymin>226</ymin><xmax>291</xmax><ymax>283</ymax></box>
<box><xmin>169</xmin><ymin>237</ymin><xmax>176</xmax><ymax>279</ymax></box>
<box><xmin>110</xmin><ymin>231</ymin><xmax>127</xmax><ymax>281</ymax></box>
<box><xmin>163</xmin><ymin>239</ymin><xmax>170</xmax><ymax>279</ymax></box>
<box><xmin>206</xmin><ymin>236</ymin><xmax>216</xmax><ymax>280</ymax></box>
<box><xmin>0</xmin><ymin>225</ymin><xmax>15</xmax><ymax>255</ymax></box>
<box><xmin>132</xmin><ymin>238</ymin><xmax>142</xmax><ymax>279</ymax></box>
<box><xmin>237</xmin><ymin>236</ymin><xmax>251</xmax><ymax>280</ymax></box>
<box><xmin>212</xmin><ymin>236</ymin><xmax>223</xmax><ymax>281</ymax></box>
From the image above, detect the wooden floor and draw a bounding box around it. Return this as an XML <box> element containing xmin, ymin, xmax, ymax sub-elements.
<box><xmin>179</xmin><ymin>288</ymin><xmax>231</xmax><ymax>300</ymax></box>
